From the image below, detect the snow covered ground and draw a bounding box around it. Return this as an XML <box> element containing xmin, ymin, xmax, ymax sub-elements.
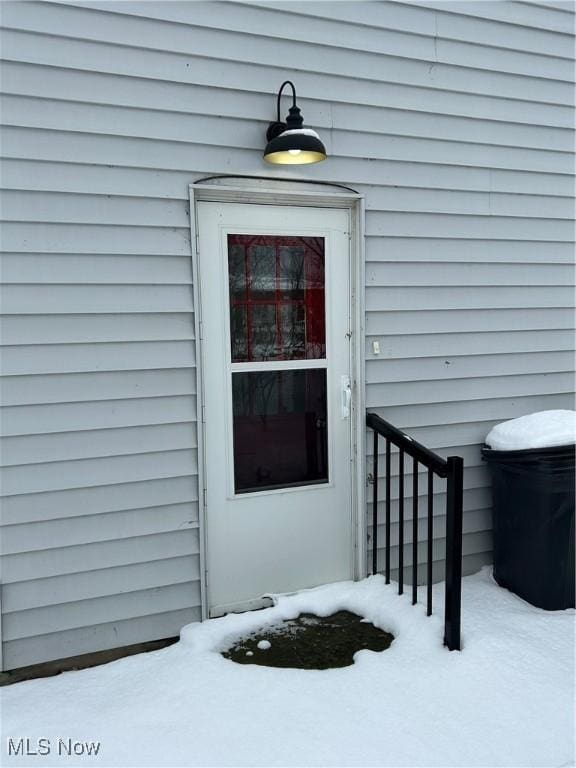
<box><xmin>2</xmin><ymin>567</ymin><xmax>574</xmax><ymax>768</ymax></box>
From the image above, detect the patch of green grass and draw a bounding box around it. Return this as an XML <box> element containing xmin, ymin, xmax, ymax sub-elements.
<box><xmin>222</xmin><ymin>611</ymin><xmax>394</xmax><ymax>670</ymax></box>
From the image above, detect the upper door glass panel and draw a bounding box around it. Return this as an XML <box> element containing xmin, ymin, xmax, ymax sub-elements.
<box><xmin>228</xmin><ymin>235</ymin><xmax>325</xmax><ymax>362</ymax></box>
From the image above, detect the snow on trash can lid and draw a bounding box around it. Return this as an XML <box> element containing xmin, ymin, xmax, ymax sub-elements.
<box><xmin>485</xmin><ymin>410</ymin><xmax>576</xmax><ymax>451</ymax></box>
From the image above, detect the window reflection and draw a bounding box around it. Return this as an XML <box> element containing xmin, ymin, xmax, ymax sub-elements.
<box><xmin>232</xmin><ymin>370</ymin><xmax>328</xmax><ymax>493</ymax></box>
<box><xmin>228</xmin><ymin>235</ymin><xmax>325</xmax><ymax>362</ymax></box>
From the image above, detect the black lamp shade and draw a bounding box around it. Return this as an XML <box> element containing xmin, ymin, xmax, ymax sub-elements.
<box><xmin>263</xmin><ymin>83</ymin><xmax>327</xmax><ymax>165</ymax></box>
<box><xmin>264</xmin><ymin>128</ymin><xmax>327</xmax><ymax>165</ymax></box>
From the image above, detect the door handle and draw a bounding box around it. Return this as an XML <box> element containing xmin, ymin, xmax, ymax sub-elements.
<box><xmin>341</xmin><ymin>376</ymin><xmax>352</xmax><ymax>419</ymax></box>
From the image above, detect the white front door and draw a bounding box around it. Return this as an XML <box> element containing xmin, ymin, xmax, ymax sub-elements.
<box><xmin>197</xmin><ymin>202</ymin><xmax>353</xmax><ymax>616</ymax></box>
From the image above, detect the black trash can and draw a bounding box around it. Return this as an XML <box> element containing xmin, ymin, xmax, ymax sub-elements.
<box><xmin>482</xmin><ymin>443</ymin><xmax>575</xmax><ymax>610</ymax></box>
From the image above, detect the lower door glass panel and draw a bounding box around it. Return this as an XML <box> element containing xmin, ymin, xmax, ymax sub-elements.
<box><xmin>232</xmin><ymin>369</ymin><xmax>328</xmax><ymax>494</ymax></box>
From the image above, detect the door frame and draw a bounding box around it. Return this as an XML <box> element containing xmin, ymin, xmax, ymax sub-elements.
<box><xmin>189</xmin><ymin>177</ymin><xmax>366</xmax><ymax>620</ymax></box>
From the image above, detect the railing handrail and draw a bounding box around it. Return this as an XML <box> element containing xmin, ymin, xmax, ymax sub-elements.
<box><xmin>366</xmin><ymin>411</ymin><xmax>464</xmax><ymax>651</ymax></box>
<box><xmin>366</xmin><ymin>412</ymin><xmax>449</xmax><ymax>477</ymax></box>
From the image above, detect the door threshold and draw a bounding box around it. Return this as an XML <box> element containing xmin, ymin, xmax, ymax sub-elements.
<box><xmin>209</xmin><ymin>595</ymin><xmax>275</xmax><ymax>619</ymax></box>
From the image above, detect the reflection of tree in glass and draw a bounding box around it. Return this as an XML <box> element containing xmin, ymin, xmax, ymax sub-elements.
<box><xmin>249</xmin><ymin>245</ymin><xmax>276</xmax><ymax>299</ymax></box>
<box><xmin>233</xmin><ymin>372</ymin><xmax>279</xmax><ymax>421</ymax></box>
<box><xmin>228</xmin><ymin>244</ymin><xmax>246</xmax><ymax>300</ymax></box>
<box><xmin>227</xmin><ymin>235</ymin><xmax>325</xmax><ymax>362</ymax></box>
<box><xmin>280</xmin><ymin>246</ymin><xmax>305</xmax><ymax>298</ymax></box>
<box><xmin>230</xmin><ymin>305</ymin><xmax>247</xmax><ymax>360</ymax></box>
<box><xmin>252</xmin><ymin>304</ymin><xmax>277</xmax><ymax>361</ymax></box>
<box><xmin>254</xmin><ymin>372</ymin><xmax>279</xmax><ymax>420</ymax></box>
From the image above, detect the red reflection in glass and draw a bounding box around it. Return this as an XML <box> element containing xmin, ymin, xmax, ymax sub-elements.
<box><xmin>228</xmin><ymin>235</ymin><xmax>325</xmax><ymax>362</ymax></box>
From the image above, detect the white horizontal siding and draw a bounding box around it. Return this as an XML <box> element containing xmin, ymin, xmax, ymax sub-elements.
<box><xmin>247</xmin><ymin>1</ymin><xmax>574</xmax><ymax>46</ymax></box>
<box><xmin>365</xmin><ymin>285</ymin><xmax>573</xmax><ymax>310</ymax></box>
<box><xmin>2</xmin><ymin>608</ymin><xmax>200</xmax><ymax>670</ymax></box>
<box><xmin>376</xmin><ymin>393</ymin><xmax>574</xmax><ymax>430</ymax></box>
<box><xmin>3</xmin><ymin>187</ymin><xmax>575</xmax><ymax>232</ymax></box>
<box><xmin>1</xmin><ymin>254</ymin><xmax>193</xmax><ymax>284</ymax></box>
<box><xmin>52</xmin><ymin>0</ymin><xmax>576</xmax><ymax>53</ymax></box>
<box><xmin>366</xmin><ymin>307</ymin><xmax>575</xmax><ymax>334</ymax></box>
<box><xmin>0</xmin><ymin>189</ymin><xmax>188</xmax><ymax>229</ymax></box>
<box><xmin>415</xmin><ymin>1</ymin><xmax>574</xmax><ymax>32</ymax></box>
<box><xmin>1</xmin><ymin>449</ymin><xmax>198</xmax><ymax>496</ymax></box>
<box><xmin>0</xmin><ymin>219</ymin><xmax>190</xmax><ymax>254</ymax></box>
<box><xmin>1</xmin><ymin>341</ymin><xmax>195</xmax><ymax>375</ymax></box>
<box><xmin>0</xmin><ymin>0</ymin><xmax>574</xmax><ymax>669</ymax></box>
<box><xmin>1</xmin><ymin>396</ymin><xmax>197</xmax><ymax>436</ymax></box>
<box><xmin>2</xmin><ymin>5</ymin><xmax>573</xmax><ymax>104</ymax></box>
<box><xmin>367</xmin><ymin>262</ymin><xmax>575</xmax><ymax>285</ymax></box>
<box><xmin>365</xmin><ymin>329</ymin><xmax>575</xmax><ymax>358</ymax></box>
<box><xmin>2</xmin><ymin>555</ymin><xmax>200</xmax><ymax>612</ymax></box>
<box><xmin>2</xmin><ymin>95</ymin><xmax>574</xmax><ymax>174</ymax></box>
<box><xmin>2</xmin><ymin>64</ymin><xmax>574</xmax><ymax>150</ymax></box>
<box><xmin>370</xmin><ymin>375</ymin><xmax>576</xmax><ymax>413</ymax></box>
<box><xmin>1</xmin><ymin>370</ymin><xmax>196</xmax><ymax>405</ymax></box>
<box><xmin>1</xmin><ymin>504</ymin><xmax>199</xmax><ymax>554</ymax></box>
<box><xmin>363</xmin><ymin>189</ymin><xmax>575</xmax><ymax>219</ymax></box>
<box><xmin>1</xmin><ymin>423</ymin><xmax>197</xmax><ymax>466</ymax></box>
<box><xmin>2</xmin><ymin>581</ymin><xmax>201</xmax><ymax>640</ymax></box>
<box><xmin>1</xmin><ymin>116</ymin><xmax>573</xmax><ymax>181</ymax></box>
<box><xmin>3</xmin><ymin>153</ymin><xmax>574</xmax><ymax>199</ymax></box>
<box><xmin>1</xmin><ymin>476</ymin><xmax>199</xmax><ymax>525</ymax></box>
<box><xmin>0</xmin><ymin>314</ymin><xmax>195</xmax><ymax>344</ymax></box>
<box><xmin>0</xmin><ymin>33</ymin><xmax>573</xmax><ymax>129</ymax></box>
<box><xmin>1</xmin><ymin>530</ymin><xmax>200</xmax><ymax>583</ymax></box>
<box><xmin>366</xmin><ymin>351</ymin><xmax>574</xmax><ymax>386</ymax></box>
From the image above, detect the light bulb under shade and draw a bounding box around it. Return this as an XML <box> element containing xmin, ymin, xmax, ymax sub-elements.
<box><xmin>263</xmin><ymin>128</ymin><xmax>327</xmax><ymax>165</ymax></box>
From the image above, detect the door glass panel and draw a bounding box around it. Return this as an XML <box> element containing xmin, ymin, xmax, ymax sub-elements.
<box><xmin>228</xmin><ymin>235</ymin><xmax>325</xmax><ymax>362</ymax></box>
<box><xmin>232</xmin><ymin>369</ymin><xmax>328</xmax><ymax>493</ymax></box>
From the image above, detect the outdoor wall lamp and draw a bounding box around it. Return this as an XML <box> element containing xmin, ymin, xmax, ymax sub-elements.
<box><xmin>263</xmin><ymin>80</ymin><xmax>327</xmax><ymax>165</ymax></box>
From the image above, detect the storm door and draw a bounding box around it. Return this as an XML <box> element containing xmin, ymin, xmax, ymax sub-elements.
<box><xmin>197</xmin><ymin>203</ymin><xmax>353</xmax><ymax>616</ymax></box>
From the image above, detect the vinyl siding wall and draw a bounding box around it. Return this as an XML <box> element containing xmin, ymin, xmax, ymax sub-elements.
<box><xmin>0</xmin><ymin>0</ymin><xmax>574</xmax><ymax>670</ymax></box>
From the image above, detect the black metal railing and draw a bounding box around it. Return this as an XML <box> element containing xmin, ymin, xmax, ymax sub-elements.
<box><xmin>366</xmin><ymin>412</ymin><xmax>464</xmax><ymax>651</ymax></box>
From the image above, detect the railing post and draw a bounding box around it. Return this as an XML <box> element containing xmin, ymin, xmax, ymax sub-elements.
<box><xmin>444</xmin><ymin>456</ymin><xmax>464</xmax><ymax>651</ymax></box>
<box><xmin>385</xmin><ymin>438</ymin><xmax>391</xmax><ymax>584</ymax></box>
<box><xmin>412</xmin><ymin>459</ymin><xmax>418</xmax><ymax>606</ymax></box>
<box><xmin>398</xmin><ymin>449</ymin><xmax>404</xmax><ymax>595</ymax></box>
<box><xmin>372</xmin><ymin>429</ymin><xmax>379</xmax><ymax>576</ymax></box>
<box><xmin>426</xmin><ymin>469</ymin><xmax>434</xmax><ymax>617</ymax></box>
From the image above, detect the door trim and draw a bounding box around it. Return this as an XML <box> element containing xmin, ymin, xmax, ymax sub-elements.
<box><xmin>189</xmin><ymin>178</ymin><xmax>366</xmax><ymax>620</ymax></box>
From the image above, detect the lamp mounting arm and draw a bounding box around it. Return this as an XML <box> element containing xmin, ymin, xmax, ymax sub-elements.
<box><xmin>266</xmin><ymin>80</ymin><xmax>303</xmax><ymax>142</ymax></box>
<box><xmin>276</xmin><ymin>80</ymin><xmax>297</xmax><ymax>122</ymax></box>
